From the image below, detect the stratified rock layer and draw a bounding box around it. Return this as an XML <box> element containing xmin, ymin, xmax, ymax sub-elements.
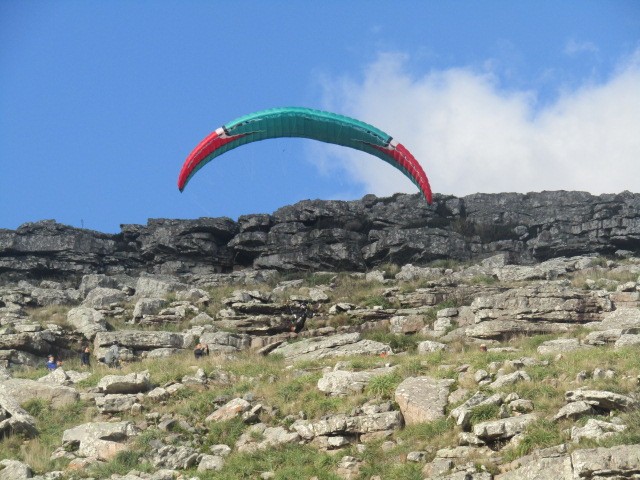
<box><xmin>2</xmin><ymin>191</ymin><xmax>639</xmax><ymax>284</ymax></box>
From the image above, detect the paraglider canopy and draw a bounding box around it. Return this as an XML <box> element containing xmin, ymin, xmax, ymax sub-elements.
<box><xmin>178</xmin><ymin>107</ymin><xmax>432</xmax><ymax>204</ymax></box>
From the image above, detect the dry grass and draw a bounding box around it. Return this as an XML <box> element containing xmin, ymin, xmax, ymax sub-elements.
<box><xmin>570</xmin><ymin>268</ymin><xmax>639</xmax><ymax>290</ymax></box>
<box><xmin>25</xmin><ymin>305</ymin><xmax>71</xmax><ymax>328</ymax></box>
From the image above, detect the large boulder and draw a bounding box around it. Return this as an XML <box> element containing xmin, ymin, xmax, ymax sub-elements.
<box><xmin>0</xmin><ymin>459</ymin><xmax>32</xmax><ymax>480</ymax></box>
<box><xmin>473</xmin><ymin>414</ymin><xmax>538</xmax><ymax>441</ymax></box>
<box><xmin>235</xmin><ymin>423</ymin><xmax>300</xmax><ymax>453</ymax></box>
<box><xmin>269</xmin><ymin>332</ymin><xmax>392</xmax><ymax>362</ymax></box>
<box><xmin>565</xmin><ymin>389</ymin><xmax>638</xmax><ymax>411</ymax></box>
<box><xmin>571</xmin><ymin>444</ymin><xmax>640</xmax><ymax>478</ymax></box>
<box><xmin>395</xmin><ymin>376</ymin><xmax>455</xmax><ymax>425</ymax></box>
<box><xmin>93</xmin><ymin>331</ymin><xmax>193</xmax><ymax>360</ymax></box>
<box><xmin>317</xmin><ymin>366</ymin><xmax>397</xmax><ymax>396</ymax></box>
<box><xmin>0</xmin><ymin>378</ymin><xmax>78</xmax><ymax>408</ymax></box>
<box><xmin>97</xmin><ymin>371</ymin><xmax>151</xmax><ymax>394</ymax></box>
<box><xmin>66</xmin><ymin>306</ymin><xmax>107</xmax><ymax>340</ymax></box>
<box><xmin>62</xmin><ymin>421</ymin><xmax>139</xmax><ymax>460</ymax></box>
<box><xmin>0</xmin><ymin>391</ymin><xmax>37</xmax><ymax>438</ymax></box>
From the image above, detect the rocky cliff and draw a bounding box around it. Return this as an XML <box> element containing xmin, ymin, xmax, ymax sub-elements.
<box><xmin>2</xmin><ymin>191</ymin><xmax>640</xmax><ymax>285</ymax></box>
<box><xmin>2</xmin><ymin>191</ymin><xmax>640</xmax><ymax>479</ymax></box>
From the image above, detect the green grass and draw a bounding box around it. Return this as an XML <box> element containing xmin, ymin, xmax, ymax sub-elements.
<box><xmin>196</xmin><ymin>444</ymin><xmax>341</xmax><ymax>480</ymax></box>
<box><xmin>398</xmin><ymin>417</ymin><xmax>455</xmax><ymax>446</ymax></box>
<box><xmin>204</xmin><ymin>417</ymin><xmax>248</xmax><ymax>449</ymax></box>
<box><xmin>361</xmin><ymin>330</ymin><xmax>424</xmax><ymax>353</ymax></box>
<box><xmin>468</xmin><ymin>403</ymin><xmax>501</xmax><ymax>425</ymax></box>
<box><xmin>88</xmin><ymin>449</ymin><xmax>154</xmax><ymax>478</ymax></box>
<box><xmin>4</xmin><ymin>398</ymin><xmax>97</xmax><ymax>474</ymax></box>
<box><xmin>365</xmin><ymin>371</ymin><xmax>404</xmax><ymax>400</ymax></box>
<box><xmin>501</xmin><ymin>418</ymin><xmax>566</xmax><ymax>462</ymax></box>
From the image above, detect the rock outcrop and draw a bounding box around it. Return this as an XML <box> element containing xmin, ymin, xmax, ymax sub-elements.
<box><xmin>2</xmin><ymin>191</ymin><xmax>640</xmax><ymax>284</ymax></box>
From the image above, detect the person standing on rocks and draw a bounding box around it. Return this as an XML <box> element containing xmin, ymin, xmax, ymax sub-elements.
<box><xmin>45</xmin><ymin>355</ymin><xmax>57</xmax><ymax>370</ymax></box>
<box><xmin>194</xmin><ymin>342</ymin><xmax>209</xmax><ymax>359</ymax></box>
<box><xmin>80</xmin><ymin>346</ymin><xmax>91</xmax><ymax>367</ymax></box>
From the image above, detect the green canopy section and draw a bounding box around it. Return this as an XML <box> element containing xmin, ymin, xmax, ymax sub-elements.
<box><xmin>178</xmin><ymin>107</ymin><xmax>432</xmax><ymax>203</ymax></box>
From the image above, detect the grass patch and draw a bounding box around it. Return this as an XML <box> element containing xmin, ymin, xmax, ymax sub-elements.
<box><xmin>198</xmin><ymin>444</ymin><xmax>340</xmax><ymax>480</ymax></box>
<box><xmin>365</xmin><ymin>371</ymin><xmax>403</xmax><ymax>400</ymax></box>
<box><xmin>88</xmin><ymin>449</ymin><xmax>153</xmax><ymax>478</ymax></box>
<box><xmin>25</xmin><ymin>305</ymin><xmax>71</xmax><ymax>328</ymax></box>
<box><xmin>10</xmin><ymin>398</ymin><xmax>96</xmax><ymax>474</ymax></box>
<box><xmin>396</xmin><ymin>417</ymin><xmax>457</xmax><ymax>456</ymax></box>
<box><xmin>468</xmin><ymin>403</ymin><xmax>501</xmax><ymax>425</ymax></box>
<box><xmin>360</xmin><ymin>294</ymin><xmax>395</xmax><ymax>309</ymax></box>
<box><xmin>204</xmin><ymin>417</ymin><xmax>247</xmax><ymax>449</ymax></box>
<box><xmin>467</xmin><ymin>274</ymin><xmax>498</xmax><ymax>285</ymax></box>
<box><xmin>598</xmin><ymin>410</ymin><xmax>640</xmax><ymax>447</ymax></box>
<box><xmin>361</xmin><ymin>330</ymin><xmax>423</xmax><ymax>353</ymax></box>
<box><xmin>501</xmin><ymin>418</ymin><xmax>566</xmax><ymax>462</ymax></box>
<box><xmin>570</xmin><ymin>269</ymin><xmax>639</xmax><ymax>291</ymax></box>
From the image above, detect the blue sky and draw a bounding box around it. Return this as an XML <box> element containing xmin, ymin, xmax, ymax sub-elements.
<box><xmin>1</xmin><ymin>1</ymin><xmax>639</xmax><ymax>233</ymax></box>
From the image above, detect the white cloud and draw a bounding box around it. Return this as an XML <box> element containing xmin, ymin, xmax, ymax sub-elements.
<box><xmin>564</xmin><ymin>39</ymin><xmax>599</xmax><ymax>56</ymax></box>
<box><xmin>315</xmin><ymin>51</ymin><xmax>640</xmax><ymax>198</ymax></box>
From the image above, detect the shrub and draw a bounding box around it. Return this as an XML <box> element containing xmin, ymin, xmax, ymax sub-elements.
<box><xmin>199</xmin><ymin>444</ymin><xmax>339</xmax><ymax>480</ymax></box>
<box><xmin>89</xmin><ymin>450</ymin><xmax>152</xmax><ymax>477</ymax></box>
<box><xmin>501</xmin><ymin>419</ymin><xmax>565</xmax><ymax>461</ymax></box>
<box><xmin>365</xmin><ymin>371</ymin><xmax>403</xmax><ymax>400</ymax></box>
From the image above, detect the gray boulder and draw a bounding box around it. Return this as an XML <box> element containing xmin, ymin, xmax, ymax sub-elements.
<box><xmin>66</xmin><ymin>306</ymin><xmax>107</xmax><ymax>340</ymax></box>
<box><xmin>317</xmin><ymin>367</ymin><xmax>397</xmax><ymax>396</ymax></box>
<box><xmin>235</xmin><ymin>423</ymin><xmax>300</xmax><ymax>453</ymax></box>
<box><xmin>269</xmin><ymin>332</ymin><xmax>392</xmax><ymax>362</ymax></box>
<box><xmin>150</xmin><ymin>445</ymin><xmax>200</xmax><ymax>470</ymax></box>
<box><xmin>132</xmin><ymin>297</ymin><xmax>168</xmax><ymax>320</ymax></box>
<box><xmin>395</xmin><ymin>376</ymin><xmax>455</xmax><ymax>425</ymax></box>
<box><xmin>417</xmin><ymin>340</ymin><xmax>448</xmax><ymax>354</ymax></box>
<box><xmin>95</xmin><ymin>394</ymin><xmax>139</xmax><ymax>414</ymax></box>
<box><xmin>62</xmin><ymin>421</ymin><xmax>138</xmax><ymax>460</ymax></box>
<box><xmin>571</xmin><ymin>444</ymin><xmax>640</xmax><ymax>478</ymax></box>
<box><xmin>565</xmin><ymin>389</ymin><xmax>638</xmax><ymax>411</ymax></box>
<box><xmin>292</xmin><ymin>410</ymin><xmax>403</xmax><ymax>439</ymax></box>
<box><xmin>0</xmin><ymin>459</ymin><xmax>32</xmax><ymax>480</ymax></box>
<box><xmin>205</xmin><ymin>398</ymin><xmax>251</xmax><ymax>423</ymax></box>
<box><xmin>134</xmin><ymin>274</ymin><xmax>189</xmax><ymax>299</ymax></box>
<box><xmin>97</xmin><ymin>370</ymin><xmax>151</xmax><ymax>394</ymax></box>
<box><xmin>0</xmin><ymin>391</ymin><xmax>37</xmax><ymax>438</ymax></box>
<box><xmin>472</xmin><ymin>414</ymin><xmax>537</xmax><ymax>441</ymax></box>
<box><xmin>82</xmin><ymin>287</ymin><xmax>127</xmax><ymax>308</ymax></box>
<box><xmin>0</xmin><ymin>378</ymin><xmax>78</xmax><ymax>408</ymax></box>
<box><xmin>570</xmin><ymin>419</ymin><xmax>626</xmax><ymax>442</ymax></box>
<box><xmin>553</xmin><ymin>401</ymin><xmax>596</xmax><ymax>421</ymax></box>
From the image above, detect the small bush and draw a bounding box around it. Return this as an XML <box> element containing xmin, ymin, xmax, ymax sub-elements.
<box><xmin>501</xmin><ymin>419</ymin><xmax>565</xmax><ymax>461</ymax></box>
<box><xmin>366</xmin><ymin>372</ymin><xmax>403</xmax><ymax>400</ymax></box>
<box><xmin>89</xmin><ymin>449</ymin><xmax>152</xmax><ymax>477</ymax></box>
<box><xmin>200</xmin><ymin>444</ymin><xmax>339</xmax><ymax>480</ymax></box>
<box><xmin>205</xmin><ymin>417</ymin><xmax>247</xmax><ymax>449</ymax></box>
<box><xmin>468</xmin><ymin>404</ymin><xmax>501</xmax><ymax>425</ymax></box>
<box><xmin>362</xmin><ymin>330</ymin><xmax>421</xmax><ymax>353</ymax></box>
<box><xmin>398</xmin><ymin>417</ymin><xmax>456</xmax><ymax>446</ymax></box>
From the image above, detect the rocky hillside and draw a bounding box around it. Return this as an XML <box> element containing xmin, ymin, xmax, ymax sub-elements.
<box><xmin>2</xmin><ymin>191</ymin><xmax>640</xmax><ymax>284</ymax></box>
<box><xmin>1</xmin><ymin>191</ymin><xmax>640</xmax><ymax>480</ymax></box>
